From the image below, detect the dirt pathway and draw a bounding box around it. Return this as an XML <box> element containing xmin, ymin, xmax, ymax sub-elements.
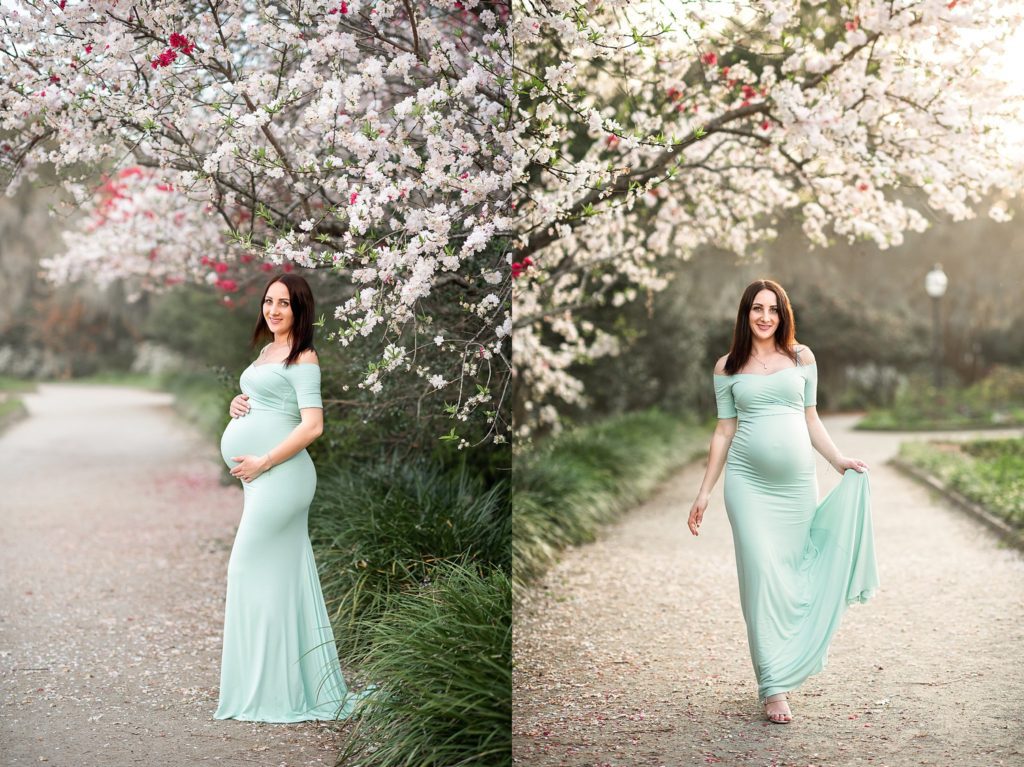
<box><xmin>513</xmin><ymin>416</ymin><xmax>1024</xmax><ymax>767</ymax></box>
<box><xmin>0</xmin><ymin>384</ymin><xmax>349</xmax><ymax>766</ymax></box>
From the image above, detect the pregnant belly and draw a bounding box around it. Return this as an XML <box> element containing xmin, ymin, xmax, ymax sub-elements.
<box><xmin>730</xmin><ymin>415</ymin><xmax>813</xmax><ymax>483</ymax></box>
<box><xmin>220</xmin><ymin>411</ymin><xmax>298</xmax><ymax>468</ymax></box>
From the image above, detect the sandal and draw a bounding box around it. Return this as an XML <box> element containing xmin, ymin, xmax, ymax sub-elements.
<box><xmin>762</xmin><ymin>693</ymin><xmax>792</xmax><ymax>724</ymax></box>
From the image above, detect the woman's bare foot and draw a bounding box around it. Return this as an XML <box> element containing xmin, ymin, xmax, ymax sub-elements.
<box><xmin>763</xmin><ymin>693</ymin><xmax>792</xmax><ymax>724</ymax></box>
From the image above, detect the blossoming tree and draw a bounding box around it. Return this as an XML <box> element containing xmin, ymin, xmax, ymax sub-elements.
<box><xmin>0</xmin><ymin>0</ymin><xmax>515</xmax><ymax>446</ymax></box>
<box><xmin>511</xmin><ymin>0</ymin><xmax>1024</xmax><ymax>437</ymax></box>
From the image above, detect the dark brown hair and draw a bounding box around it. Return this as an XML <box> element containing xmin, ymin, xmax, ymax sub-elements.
<box><xmin>250</xmin><ymin>273</ymin><xmax>316</xmax><ymax>368</ymax></box>
<box><xmin>723</xmin><ymin>279</ymin><xmax>798</xmax><ymax>375</ymax></box>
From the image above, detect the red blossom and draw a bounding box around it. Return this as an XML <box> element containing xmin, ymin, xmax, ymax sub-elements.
<box><xmin>459</xmin><ymin>172</ymin><xmax>469</xmax><ymax>179</ymax></box>
<box><xmin>858</xmin><ymin>182</ymin><xmax>869</xmax><ymax>191</ymax></box>
<box><xmin>84</xmin><ymin>44</ymin><xmax>92</xmax><ymax>53</ymax></box>
<box><xmin>349</xmin><ymin>192</ymin><xmax>358</xmax><ymax>204</ymax></box>
<box><xmin>282</xmin><ymin>263</ymin><xmax>294</xmax><ymax>273</ymax></box>
<box><xmin>49</xmin><ymin>74</ymin><xmax>60</xmax><ymax>84</ymax></box>
<box><xmin>200</xmin><ymin>255</ymin><xmax>212</xmax><ymax>266</ymax></box>
<box><xmin>760</xmin><ymin>120</ymin><xmax>771</xmax><ymax>131</ymax></box>
<box><xmin>151</xmin><ymin>48</ymin><xmax>177</xmax><ymax>69</ymax></box>
<box><xmin>155</xmin><ymin>182</ymin><xmax>174</xmax><ymax>192</ymax></box>
<box><xmin>240</xmin><ymin>254</ymin><xmax>253</xmax><ymax>264</ymax></box>
<box><xmin>215</xmin><ymin>278</ymin><xmax>238</xmax><ymax>292</ymax></box>
<box><xmin>214</xmin><ymin>261</ymin><xmax>229</xmax><ymax>274</ymax></box>
<box><xmin>168</xmin><ymin>33</ymin><xmax>195</xmax><ymax>54</ymax></box>
<box><xmin>512</xmin><ymin>257</ymin><xmax>535</xmax><ymax>279</ymax></box>
<box><xmin>701</xmin><ymin>52</ymin><xmax>717</xmax><ymax>67</ymax></box>
<box><xmin>260</xmin><ymin>262</ymin><xmax>275</xmax><ymax>272</ymax></box>
<box><xmin>741</xmin><ymin>84</ymin><xmax>756</xmax><ymax>99</ymax></box>
<box><xmin>58</xmin><ymin>0</ymin><xmax>66</xmax><ymax>9</ymax></box>
<box><xmin>340</xmin><ymin>1</ymin><xmax>348</xmax><ymax>12</ymax></box>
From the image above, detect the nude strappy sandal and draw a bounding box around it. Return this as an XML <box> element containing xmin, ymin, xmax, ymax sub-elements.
<box><xmin>762</xmin><ymin>693</ymin><xmax>792</xmax><ymax>724</ymax></box>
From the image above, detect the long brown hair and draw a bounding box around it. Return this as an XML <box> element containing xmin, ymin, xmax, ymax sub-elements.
<box><xmin>250</xmin><ymin>273</ymin><xmax>317</xmax><ymax>368</ymax></box>
<box><xmin>723</xmin><ymin>279</ymin><xmax>798</xmax><ymax>375</ymax></box>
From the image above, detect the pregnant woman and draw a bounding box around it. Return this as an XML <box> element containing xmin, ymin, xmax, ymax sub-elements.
<box><xmin>687</xmin><ymin>279</ymin><xmax>879</xmax><ymax>725</ymax></box>
<box><xmin>215</xmin><ymin>272</ymin><xmax>364</xmax><ymax>722</ymax></box>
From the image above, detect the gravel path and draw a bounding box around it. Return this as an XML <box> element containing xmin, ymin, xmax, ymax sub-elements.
<box><xmin>513</xmin><ymin>415</ymin><xmax>1024</xmax><ymax>767</ymax></box>
<box><xmin>0</xmin><ymin>383</ymin><xmax>351</xmax><ymax>766</ymax></box>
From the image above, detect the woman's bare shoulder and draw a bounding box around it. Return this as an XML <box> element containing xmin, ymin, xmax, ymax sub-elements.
<box><xmin>793</xmin><ymin>344</ymin><xmax>816</xmax><ymax>365</ymax></box>
<box><xmin>714</xmin><ymin>354</ymin><xmax>729</xmax><ymax>375</ymax></box>
<box><xmin>296</xmin><ymin>348</ymin><xmax>320</xmax><ymax>365</ymax></box>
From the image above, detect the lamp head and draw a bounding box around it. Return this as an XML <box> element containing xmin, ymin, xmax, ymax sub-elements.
<box><xmin>925</xmin><ymin>264</ymin><xmax>948</xmax><ymax>298</ymax></box>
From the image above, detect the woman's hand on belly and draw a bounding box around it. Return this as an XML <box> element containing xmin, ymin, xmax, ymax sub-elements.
<box><xmin>229</xmin><ymin>453</ymin><xmax>272</xmax><ymax>483</ymax></box>
<box><xmin>229</xmin><ymin>393</ymin><xmax>250</xmax><ymax>418</ymax></box>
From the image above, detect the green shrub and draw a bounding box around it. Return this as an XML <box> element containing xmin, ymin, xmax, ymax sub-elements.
<box><xmin>859</xmin><ymin>366</ymin><xmax>1024</xmax><ymax>430</ymax></box>
<box><xmin>899</xmin><ymin>438</ymin><xmax>1024</xmax><ymax>528</ymax></box>
<box><xmin>310</xmin><ymin>459</ymin><xmax>509</xmax><ymax>657</ymax></box>
<box><xmin>338</xmin><ymin>561</ymin><xmax>511</xmax><ymax>767</ymax></box>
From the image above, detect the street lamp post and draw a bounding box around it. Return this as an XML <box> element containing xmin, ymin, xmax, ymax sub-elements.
<box><xmin>924</xmin><ymin>264</ymin><xmax>948</xmax><ymax>388</ymax></box>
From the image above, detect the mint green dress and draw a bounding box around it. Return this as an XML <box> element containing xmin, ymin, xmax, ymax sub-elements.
<box><xmin>713</xmin><ymin>357</ymin><xmax>879</xmax><ymax>702</ymax></box>
<box><xmin>214</xmin><ymin>361</ymin><xmax>363</xmax><ymax>722</ymax></box>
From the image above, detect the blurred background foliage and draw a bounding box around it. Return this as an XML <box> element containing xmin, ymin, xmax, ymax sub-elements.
<box><xmin>543</xmin><ymin>195</ymin><xmax>1024</xmax><ymax>432</ymax></box>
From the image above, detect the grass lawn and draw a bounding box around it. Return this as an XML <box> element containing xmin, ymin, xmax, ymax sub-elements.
<box><xmin>858</xmin><ymin>365</ymin><xmax>1024</xmax><ymax>431</ymax></box>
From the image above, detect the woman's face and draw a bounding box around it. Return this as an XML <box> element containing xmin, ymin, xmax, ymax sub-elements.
<box><xmin>263</xmin><ymin>281</ymin><xmax>294</xmax><ymax>339</ymax></box>
<box><xmin>748</xmin><ymin>288</ymin><xmax>780</xmax><ymax>342</ymax></box>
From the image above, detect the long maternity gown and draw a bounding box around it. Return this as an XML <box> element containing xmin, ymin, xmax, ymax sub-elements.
<box><xmin>713</xmin><ymin>353</ymin><xmax>879</xmax><ymax>702</ymax></box>
<box><xmin>215</xmin><ymin>360</ymin><xmax>363</xmax><ymax>722</ymax></box>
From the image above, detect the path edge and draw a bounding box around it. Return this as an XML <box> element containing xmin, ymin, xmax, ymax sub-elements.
<box><xmin>889</xmin><ymin>457</ymin><xmax>1024</xmax><ymax>552</ymax></box>
<box><xmin>0</xmin><ymin>399</ymin><xmax>29</xmax><ymax>436</ymax></box>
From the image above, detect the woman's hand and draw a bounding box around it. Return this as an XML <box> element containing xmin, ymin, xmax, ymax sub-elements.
<box><xmin>833</xmin><ymin>455</ymin><xmax>869</xmax><ymax>473</ymax></box>
<box><xmin>688</xmin><ymin>495</ymin><xmax>709</xmax><ymax>537</ymax></box>
<box><xmin>229</xmin><ymin>393</ymin><xmax>250</xmax><ymax>418</ymax></box>
<box><xmin>229</xmin><ymin>454</ymin><xmax>271</xmax><ymax>483</ymax></box>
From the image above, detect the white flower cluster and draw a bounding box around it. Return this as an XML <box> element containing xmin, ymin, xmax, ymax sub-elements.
<box><xmin>510</xmin><ymin>0</ymin><xmax>1024</xmax><ymax>438</ymax></box>
<box><xmin>1</xmin><ymin>0</ymin><xmax>516</xmax><ymax>445</ymax></box>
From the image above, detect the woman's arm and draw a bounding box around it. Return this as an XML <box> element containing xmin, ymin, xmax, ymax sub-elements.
<box><xmin>688</xmin><ymin>418</ymin><xmax>738</xmax><ymax>532</ymax></box>
<box><xmin>688</xmin><ymin>356</ymin><xmax>738</xmax><ymax>536</ymax></box>
<box><xmin>805</xmin><ymin>407</ymin><xmax>868</xmax><ymax>473</ymax></box>
<box><xmin>799</xmin><ymin>346</ymin><xmax>867</xmax><ymax>473</ymax></box>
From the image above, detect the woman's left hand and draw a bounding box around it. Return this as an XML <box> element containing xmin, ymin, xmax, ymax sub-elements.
<box><xmin>229</xmin><ymin>454</ymin><xmax>271</xmax><ymax>483</ymax></box>
<box><xmin>833</xmin><ymin>455</ymin><xmax>869</xmax><ymax>473</ymax></box>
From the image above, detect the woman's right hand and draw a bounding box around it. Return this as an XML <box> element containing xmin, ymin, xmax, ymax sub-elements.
<box><xmin>229</xmin><ymin>393</ymin><xmax>250</xmax><ymax>418</ymax></box>
<box><xmin>688</xmin><ymin>495</ymin><xmax>709</xmax><ymax>537</ymax></box>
